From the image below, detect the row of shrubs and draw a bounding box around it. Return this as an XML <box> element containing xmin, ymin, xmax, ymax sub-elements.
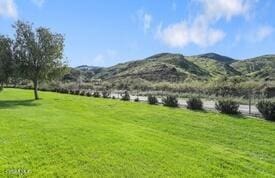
<box><xmin>147</xmin><ymin>95</ymin><xmax>275</xmax><ymax>121</ymax></box>
<box><xmin>47</xmin><ymin>88</ymin><xmax>275</xmax><ymax>121</ymax></box>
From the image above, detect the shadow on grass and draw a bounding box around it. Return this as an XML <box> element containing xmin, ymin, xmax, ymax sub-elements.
<box><xmin>0</xmin><ymin>99</ymin><xmax>38</xmax><ymax>109</ymax></box>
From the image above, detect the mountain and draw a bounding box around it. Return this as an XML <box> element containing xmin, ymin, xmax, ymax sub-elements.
<box><xmin>185</xmin><ymin>53</ymin><xmax>241</xmax><ymax>77</ymax></box>
<box><xmin>75</xmin><ymin>65</ymin><xmax>103</xmax><ymax>72</ymax></box>
<box><xmin>195</xmin><ymin>53</ymin><xmax>236</xmax><ymax>63</ymax></box>
<box><xmin>94</xmin><ymin>53</ymin><xmax>210</xmax><ymax>82</ymax></box>
<box><xmin>73</xmin><ymin>53</ymin><xmax>275</xmax><ymax>83</ymax></box>
<box><xmin>231</xmin><ymin>55</ymin><xmax>275</xmax><ymax>80</ymax></box>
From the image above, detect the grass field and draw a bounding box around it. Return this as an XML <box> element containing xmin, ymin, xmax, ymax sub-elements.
<box><xmin>0</xmin><ymin>89</ymin><xmax>275</xmax><ymax>177</ymax></box>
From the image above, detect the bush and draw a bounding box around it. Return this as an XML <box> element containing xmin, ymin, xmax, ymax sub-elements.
<box><xmin>134</xmin><ymin>98</ymin><xmax>139</xmax><ymax>102</ymax></box>
<box><xmin>121</xmin><ymin>91</ymin><xmax>130</xmax><ymax>101</ymax></box>
<box><xmin>86</xmin><ymin>92</ymin><xmax>92</xmax><ymax>97</ymax></box>
<box><xmin>102</xmin><ymin>90</ymin><xmax>110</xmax><ymax>98</ymax></box>
<box><xmin>59</xmin><ymin>88</ymin><xmax>69</xmax><ymax>94</ymax></box>
<box><xmin>74</xmin><ymin>90</ymin><xmax>80</xmax><ymax>95</ymax></box>
<box><xmin>215</xmin><ymin>99</ymin><xmax>239</xmax><ymax>114</ymax></box>
<box><xmin>162</xmin><ymin>95</ymin><xmax>178</xmax><ymax>107</ymax></box>
<box><xmin>148</xmin><ymin>95</ymin><xmax>158</xmax><ymax>105</ymax></box>
<box><xmin>187</xmin><ymin>97</ymin><xmax>203</xmax><ymax>110</ymax></box>
<box><xmin>257</xmin><ymin>100</ymin><xmax>275</xmax><ymax>121</ymax></box>
<box><xmin>79</xmin><ymin>91</ymin><xmax>86</xmax><ymax>96</ymax></box>
<box><xmin>112</xmin><ymin>96</ymin><xmax>116</xmax><ymax>99</ymax></box>
<box><xmin>93</xmin><ymin>91</ymin><xmax>101</xmax><ymax>98</ymax></box>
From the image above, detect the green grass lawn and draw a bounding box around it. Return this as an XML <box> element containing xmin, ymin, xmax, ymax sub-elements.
<box><xmin>0</xmin><ymin>89</ymin><xmax>275</xmax><ymax>177</ymax></box>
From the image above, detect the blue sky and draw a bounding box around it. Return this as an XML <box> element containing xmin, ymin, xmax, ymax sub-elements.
<box><xmin>0</xmin><ymin>0</ymin><xmax>274</xmax><ymax>67</ymax></box>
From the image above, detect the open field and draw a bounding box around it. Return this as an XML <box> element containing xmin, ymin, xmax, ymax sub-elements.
<box><xmin>0</xmin><ymin>89</ymin><xmax>275</xmax><ymax>177</ymax></box>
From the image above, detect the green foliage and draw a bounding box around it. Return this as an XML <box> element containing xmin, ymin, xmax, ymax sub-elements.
<box><xmin>257</xmin><ymin>100</ymin><xmax>275</xmax><ymax>121</ymax></box>
<box><xmin>13</xmin><ymin>21</ymin><xmax>67</xmax><ymax>99</ymax></box>
<box><xmin>0</xmin><ymin>35</ymin><xmax>14</xmax><ymax>88</ymax></box>
<box><xmin>121</xmin><ymin>91</ymin><xmax>130</xmax><ymax>101</ymax></box>
<box><xmin>86</xmin><ymin>92</ymin><xmax>92</xmax><ymax>97</ymax></box>
<box><xmin>215</xmin><ymin>99</ymin><xmax>240</xmax><ymax>115</ymax></box>
<box><xmin>79</xmin><ymin>91</ymin><xmax>86</xmax><ymax>96</ymax></box>
<box><xmin>162</xmin><ymin>95</ymin><xmax>178</xmax><ymax>107</ymax></box>
<box><xmin>74</xmin><ymin>90</ymin><xmax>80</xmax><ymax>95</ymax></box>
<box><xmin>102</xmin><ymin>90</ymin><xmax>110</xmax><ymax>98</ymax></box>
<box><xmin>187</xmin><ymin>97</ymin><xmax>203</xmax><ymax>110</ymax></box>
<box><xmin>93</xmin><ymin>91</ymin><xmax>101</xmax><ymax>98</ymax></box>
<box><xmin>147</xmin><ymin>95</ymin><xmax>158</xmax><ymax>105</ymax></box>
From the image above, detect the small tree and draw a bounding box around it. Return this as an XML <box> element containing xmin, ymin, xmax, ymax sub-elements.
<box><xmin>162</xmin><ymin>95</ymin><xmax>178</xmax><ymax>107</ymax></box>
<box><xmin>215</xmin><ymin>99</ymin><xmax>240</xmax><ymax>115</ymax></box>
<box><xmin>187</xmin><ymin>97</ymin><xmax>203</xmax><ymax>110</ymax></box>
<box><xmin>148</xmin><ymin>95</ymin><xmax>158</xmax><ymax>105</ymax></box>
<box><xmin>121</xmin><ymin>91</ymin><xmax>130</xmax><ymax>101</ymax></box>
<box><xmin>0</xmin><ymin>35</ymin><xmax>14</xmax><ymax>90</ymax></box>
<box><xmin>257</xmin><ymin>100</ymin><xmax>275</xmax><ymax>121</ymax></box>
<box><xmin>13</xmin><ymin>21</ymin><xmax>67</xmax><ymax>99</ymax></box>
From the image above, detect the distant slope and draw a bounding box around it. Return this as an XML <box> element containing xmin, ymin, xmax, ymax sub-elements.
<box><xmin>72</xmin><ymin>53</ymin><xmax>275</xmax><ymax>83</ymax></box>
<box><xmin>231</xmin><ymin>55</ymin><xmax>275</xmax><ymax>80</ymax></box>
<box><xmin>186</xmin><ymin>53</ymin><xmax>241</xmax><ymax>77</ymax></box>
<box><xmin>95</xmin><ymin>53</ymin><xmax>210</xmax><ymax>82</ymax></box>
<box><xmin>196</xmin><ymin>53</ymin><xmax>236</xmax><ymax>63</ymax></box>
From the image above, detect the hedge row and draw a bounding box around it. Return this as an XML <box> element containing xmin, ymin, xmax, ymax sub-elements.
<box><xmin>38</xmin><ymin>88</ymin><xmax>275</xmax><ymax>121</ymax></box>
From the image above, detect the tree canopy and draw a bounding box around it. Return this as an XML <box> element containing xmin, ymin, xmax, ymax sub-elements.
<box><xmin>13</xmin><ymin>21</ymin><xmax>67</xmax><ymax>99</ymax></box>
<box><xmin>0</xmin><ymin>35</ymin><xmax>14</xmax><ymax>89</ymax></box>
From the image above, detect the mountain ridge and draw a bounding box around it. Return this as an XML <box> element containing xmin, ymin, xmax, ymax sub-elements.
<box><xmin>74</xmin><ymin>53</ymin><xmax>275</xmax><ymax>82</ymax></box>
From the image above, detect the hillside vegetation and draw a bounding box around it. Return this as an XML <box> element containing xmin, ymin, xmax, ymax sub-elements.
<box><xmin>0</xmin><ymin>89</ymin><xmax>275</xmax><ymax>177</ymax></box>
<box><xmin>76</xmin><ymin>53</ymin><xmax>275</xmax><ymax>83</ymax></box>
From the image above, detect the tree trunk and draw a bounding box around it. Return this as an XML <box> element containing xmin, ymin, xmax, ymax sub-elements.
<box><xmin>0</xmin><ymin>82</ymin><xmax>4</xmax><ymax>91</ymax></box>
<box><xmin>33</xmin><ymin>80</ymin><xmax>39</xmax><ymax>100</ymax></box>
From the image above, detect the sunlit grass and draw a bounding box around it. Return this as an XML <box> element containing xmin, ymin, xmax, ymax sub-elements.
<box><xmin>0</xmin><ymin>89</ymin><xmax>274</xmax><ymax>177</ymax></box>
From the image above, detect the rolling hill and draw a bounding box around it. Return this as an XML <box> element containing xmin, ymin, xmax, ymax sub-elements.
<box><xmin>75</xmin><ymin>53</ymin><xmax>275</xmax><ymax>83</ymax></box>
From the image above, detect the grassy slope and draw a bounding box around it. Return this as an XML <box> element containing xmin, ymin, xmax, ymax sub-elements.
<box><xmin>0</xmin><ymin>89</ymin><xmax>275</xmax><ymax>177</ymax></box>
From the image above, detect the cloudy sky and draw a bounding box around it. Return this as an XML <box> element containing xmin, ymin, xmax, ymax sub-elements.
<box><xmin>0</xmin><ymin>0</ymin><xmax>274</xmax><ymax>66</ymax></box>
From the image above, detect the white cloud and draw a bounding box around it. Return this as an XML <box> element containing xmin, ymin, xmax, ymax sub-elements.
<box><xmin>137</xmin><ymin>9</ymin><xmax>153</xmax><ymax>33</ymax></box>
<box><xmin>0</xmin><ymin>0</ymin><xmax>17</xmax><ymax>19</ymax></box>
<box><xmin>199</xmin><ymin>0</ymin><xmax>250</xmax><ymax>21</ymax></box>
<box><xmin>255</xmin><ymin>26</ymin><xmax>273</xmax><ymax>41</ymax></box>
<box><xmin>157</xmin><ymin>0</ymin><xmax>254</xmax><ymax>48</ymax></box>
<box><xmin>31</xmin><ymin>0</ymin><xmax>45</xmax><ymax>7</ymax></box>
<box><xmin>157</xmin><ymin>21</ymin><xmax>225</xmax><ymax>48</ymax></box>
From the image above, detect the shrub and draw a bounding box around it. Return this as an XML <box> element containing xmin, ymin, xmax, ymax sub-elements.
<box><xmin>102</xmin><ymin>90</ymin><xmax>110</xmax><ymax>98</ymax></box>
<box><xmin>134</xmin><ymin>98</ymin><xmax>139</xmax><ymax>102</ymax></box>
<box><xmin>112</xmin><ymin>96</ymin><xmax>116</xmax><ymax>99</ymax></box>
<box><xmin>148</xmin><ymin>95</ymin><xmax>158</xmax><ymax>105</ymax></box>
<box><xmin>93</xmin><ymin>91</ymin><xmax>101</xmax><ymax>98</ymax></box>
<box><xmin>162</xmin><ymin>95</ymin><xmax>178</xmax><ymax>107</ymax></box>
<box><xmin>74</xmin><ymin>90</ymin><xmax>80</xmax><ymax>95</ymax></box>
<box><xmin>79</xmin><ymin>91</ymin><xmax>86</xmax><ymax>96</ymax></box>
<box><xmin>59</xmin><ymin>88</ymin><xmax>69</xmax><ymax>94</ymax></box>
<box><xmin>86</xmin><ymin>92</ymin><xmax>92</xmax><ymax>97</ymax></box>
<box><xmin>121</xmin><ymin>91</ymin><xmax>130</xmax><ymax>101</ymax></box>
<box><xmin>215</xmin><ymin>99</ymin><xmax>239</xmax><ymax>114</ymax></box>
<box><xmin>257</xmin><ymin>100</ymin><xmax>275</xmax><ymax>121</ymax></box>
<box><xmin>187</xmin><ymin>97</ymin><xmax>203</xmax><ymax>110</ymax></box>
